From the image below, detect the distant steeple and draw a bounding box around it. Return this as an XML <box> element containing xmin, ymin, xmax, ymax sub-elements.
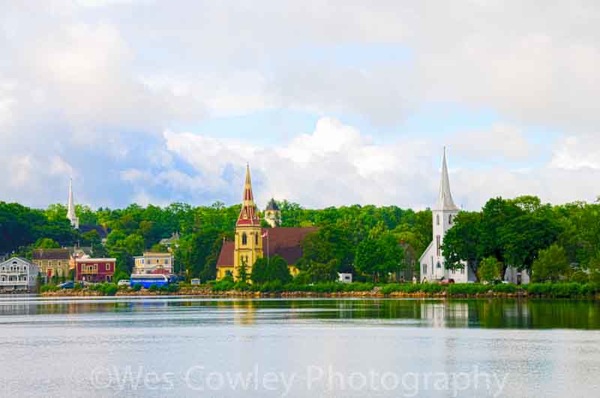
<box><xmin>67</xmin><ymin>178</ymin><xmax>80</xmax><ymax>229</ymax></box>
<box><xmin>236</xmin><ymin>164</ymin><xmax>260</xmax><ymax>226</ymax></box>
<box><xmin>436</xmin><ymin>147</ymin><xmax>459</xmax><ymax>211</ymax></box>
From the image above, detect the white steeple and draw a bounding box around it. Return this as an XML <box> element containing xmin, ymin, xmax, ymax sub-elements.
<box><xmin>436</xmin><ymin>147</ymin><xmax>459</xmax><ymax>211</ymax></box>
<box><xmin>67</xmin><ymin>178</ymin><xmax>79</xmax><ymax>229</ymax></box>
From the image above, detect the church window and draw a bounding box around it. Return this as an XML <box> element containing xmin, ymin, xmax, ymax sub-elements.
<box><xmin>436</xmin><ymin>235</ymin><xmax>441</xmax><ymax>256</ymax></box>
<box><xmin>255</xmin><ymin>233</ymin><xmax>258</xmax><ymax>245</ymax></box>
<box><xmin>449</xmin><ymin>215</ymin><xmax>453</xmax><ymax>225</ymax></box>
<box><xmin>461</xmin><ymin>267</ymin><xmax>465</xmax><ymax>275</ymax></box>
<box><xmin>242</xmin><ymin>233</ymin><xmax>247</xmax><ymax>245</ymax></box>
<box><xmin>423</xmin><ymin>264</ymin><xmax>427</xmax><ymax>275</ymax></box>
<box><xmin>436</xmin><ymin>261</ymin><xmax>441</xmax><ymax>269</ymax></box>
<box><xmin>436</xmin><ymin>215</ymin><xmax>440</xmax><ymax>226</ymax></box>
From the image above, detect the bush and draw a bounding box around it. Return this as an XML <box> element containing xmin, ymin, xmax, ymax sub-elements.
<box><xmin>40</xmin><ymin>285</ymin><xmax>59</xmax><ymax>293</ymax></box>
<box><xmin>148</xmin><ymin>285</ymin><xmax>159</xmax><ymax>292</ymax></box>
<box><xmin>212</xmin><ymin>279</ymin><xmax>235</xmax><ymax>292</ymax></box>
<box><xmin>570</xmin><ymin>271</ymin><xmax>589</xmax><ymax>284</ymax></box>
<box><xmin>491</xmin><ymin>283</ymin><xmax>518</xmax><ymax>294</ymax></box>
<box><xmin>448</xmin><ymin>283</ymin><xmax>489</xmax><ymax>295</ymax></box>
<box><xmin>132</xmin><ymin>283</ymin><xmax>142</xmax><ymax>291</ymax></box>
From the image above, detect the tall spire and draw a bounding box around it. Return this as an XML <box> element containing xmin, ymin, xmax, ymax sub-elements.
<box><xmin>236</xmin><ymin>164</ymin><xmax>260</xmax><ymax>226</ymax></box>
<box><xmin>436</xmin><ymin>147</ymin><xmax>459</xmax><ymax>211</ymax></box>
<box><xmin>67</xmin><ymin>178</ymin><xmax>80</xmax><ymax>229</ymax></box>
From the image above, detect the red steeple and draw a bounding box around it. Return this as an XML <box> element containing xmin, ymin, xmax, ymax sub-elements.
<box><xmin>236</xmin><ymin>164</ymin><xmax>260</xmax><ymax>226</ymax></box>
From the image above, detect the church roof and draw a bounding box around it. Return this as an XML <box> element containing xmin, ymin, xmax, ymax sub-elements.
<box><xmin>216</xmin><ymin>227</ymin><xmax>318</xmax><ymax>267</ymax></box>
<box><xmin>436</xmin><ymin>148</ymin><xmax>459</xmax><ymax>211</ymax></box>
<box><xmin>236</xmin><ymin>164</ymin><xmax>261</xmax><ymax>226</ymax></box>
<box><xmin>266</xmin><ymin>198</ymin><xmax>280</xmax><ymax>211</ymax></box>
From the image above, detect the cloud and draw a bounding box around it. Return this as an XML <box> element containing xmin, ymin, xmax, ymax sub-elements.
<box><xmin>452</xmin><ymin>124</ymin><xmax>532</xmax><ymax>161</ymax></box>
<box><xmin>1</xmin><ymin>1</ymin><xmax>600</xmax><ymax>210</ymax></box>
<box><xmin>550</xmin><ymin>134</ymin><xmax>600</xmax><ymax>170</ymax></box>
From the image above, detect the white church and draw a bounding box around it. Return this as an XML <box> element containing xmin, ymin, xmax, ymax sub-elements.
<box><xmin>419</xmin><ymin>149</ymin><xmax>530</xmax><ymax>284</ymax></box>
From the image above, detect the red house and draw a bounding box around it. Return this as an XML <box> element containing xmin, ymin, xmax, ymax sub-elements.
<box><xmin>75</xmin><ymin>258</ymin><xmax>116</xmax><ymax>283</ymax></box>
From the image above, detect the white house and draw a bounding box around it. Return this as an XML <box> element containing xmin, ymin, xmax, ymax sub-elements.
<box><xmin>0</xmin><ymin>257</ymin><xmax>40</xmax><ymax>292</ymax></box>
<box><xmin>419</xmin><ymin>149</ymin><xmax>476</xmax><ymax>283</ymax></box>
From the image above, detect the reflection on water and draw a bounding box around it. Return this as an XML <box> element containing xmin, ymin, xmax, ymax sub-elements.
<box><xmin>0</xmin><ymin>297</ymin><xmax>599</xmax><ymax>397</ymax></box>
<box><xmin>0</xmin><ymin>296</ymin><xmax>598</xmax><ymax>329</ymax></box>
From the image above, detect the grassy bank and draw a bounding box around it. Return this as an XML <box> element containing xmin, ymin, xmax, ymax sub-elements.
<box><xmin>39</xmin><ymin>281</ymin><xmax>600</xmax><ymax>299</ymax></box>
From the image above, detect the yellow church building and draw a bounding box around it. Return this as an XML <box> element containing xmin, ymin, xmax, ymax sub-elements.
<box><xmin>216</xmin><ymin>165</ymin><xmax>316</xmax><ymax>280</ymax></box>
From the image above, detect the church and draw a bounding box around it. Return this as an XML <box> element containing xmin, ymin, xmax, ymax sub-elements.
<box><xmin>215</xmin><ymin>165</ymin><xmax>317</xmax><ymax>280</ymax></box>
<box><xmin>419</xmin><ymin>149</ymin><xmax>475</xmax><ymax>283</ymax></box>
<box><xmin>419</xmin><ymin>149</ymin><xmax>530</xmax><ymax>284</ymax></box>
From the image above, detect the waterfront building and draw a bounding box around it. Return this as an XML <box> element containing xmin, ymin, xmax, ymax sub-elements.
<box><xmin>32</xmin><ymin>248</ymin><xmax>71</xmax><ymax>280</ymax></box>
<box><xmin>216</xmin><ymin>165</ymin><xmax>316</xmax><ymax>280</ymax></box>
<box><xmin>0</xmin><ymin>257</ymin><xmax>39</xmax><ymax>292</ymax></box>
<box><xmin>75</xmin><ymin>258</ymin><xmax>116</xmax><ymax>282</ymax></box>
<box><xmin>419</xmin><ymin>149</ymin><xmax>475</xmax><ymax>283</ymax></box>
<box><xmin>133</xmin><ymin>252</ymin><xmax>173</xmax><ymax>274</ymax></box>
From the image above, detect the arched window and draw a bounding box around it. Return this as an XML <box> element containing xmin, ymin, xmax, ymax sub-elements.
<box><xmin>448</xmin><ymin>215</ymin><xmax>453</xmax><ymax>225</ymax></box>
<box><xmin>242</xmin><ymin>233</ymin><xmax>247</xmax><ymax>245</ymax></box>
<box><xmin>436</xmin><ymin>215</ymin><xmax>440</xmax><ymax>226</ymax></box>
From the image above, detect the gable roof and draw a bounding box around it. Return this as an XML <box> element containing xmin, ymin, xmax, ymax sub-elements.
<box><xmin>32</xmin><ymin>248</ymin><xmax>70</xmax><ymax>260</ymax></box>
<box><xmin>216</xmin><ymin>241</ymin><xmax>235</xmax><ymax>267</ymax></box>
<box><xmin>216</xmin><ymin>227</ymin><xmax>318</xmax><ymax>268</ymax></box>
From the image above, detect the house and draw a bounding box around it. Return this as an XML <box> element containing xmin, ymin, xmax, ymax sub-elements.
<box><xmin>159</xmin><ymin>232</ymin><xmax>180</xmax><ymax>252</ymax></box>
<box><xmin>216</xmin><ymin>165</ymin><xmax>317</xmax><ymax>280</ymax></box>
<box><xmin>32</xmin><ymin>248</ymin><xmax>71</xmax><ymax>280</ymax></box>
<box><xmin>338</xmin><ymin>273</ymin><xmax>353</xmax><ymax>283</ymax></box>
<box><xmin>75</xmin><ymin>258</ymin><xmax>116</xmax><ymax>282</ymax></box>
<box><xmin>133</xmin><ymin>252</ymin><xmax>174</xmax><ymax>275</ymax></box>
<box><xmin>0</xmin><ymin>257</ymin><xmax>39</xmax><ymax>292</ymax></box>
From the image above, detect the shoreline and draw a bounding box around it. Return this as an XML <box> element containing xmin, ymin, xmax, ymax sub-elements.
<box><xmin>36</xmin><ymin>288</ymin><xmax>599</xmax><ymax>300</ymax></box>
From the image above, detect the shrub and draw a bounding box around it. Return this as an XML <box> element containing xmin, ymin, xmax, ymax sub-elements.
<box><xmin>570</xmin><ymin>270</ymin><xmax>589</xmax><ymax>284</ymax></box>
<box><xmin>132</xmin><ymin>283</ymin><xmax>142</xmax><ymax>292</ymax></box>
<box><xmin>212</xmin><ymin>279</ymin><xmax>235</xmax><ymax>292</ymax></box>
<box><xmin>491</xmin><ymin>283</ymin><xmax>518</xmax><ymax>294</ymax></box>
<box><xmin>148</xmin><ymin>285</ymin><xmax>159</xmax><ymax>292</ymax></box>
<box><xmin>40</xmin><ymin>285</ymin><xmax>59</xmax><ymax>293</ymax></box>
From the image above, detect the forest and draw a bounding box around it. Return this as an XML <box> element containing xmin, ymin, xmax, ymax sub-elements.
<box><xmin>1</xmin><ymin>195</ymin><xmax>599</xmax><ymax>284</ymax></box>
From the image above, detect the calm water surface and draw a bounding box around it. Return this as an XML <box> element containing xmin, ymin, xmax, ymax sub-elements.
<box><xmin>1</xmin><ymin>296</ymin><xmax>599</xmax><ymax>397</ymax></box>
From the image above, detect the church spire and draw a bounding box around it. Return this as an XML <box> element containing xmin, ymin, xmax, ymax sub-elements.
<box><xmin>436</xmin><ymin>147</ymin><xmax>459</xmax><ymax>211</ymax></box>
<box><xmin>67</xmin><ymin>178</ymin><xmax>80</xmax><ymax>229</ymax></box>
<box><xmin>236</xmin><ymin>164</ymin><xmax>260</xmax><ymax>226</ymax></box>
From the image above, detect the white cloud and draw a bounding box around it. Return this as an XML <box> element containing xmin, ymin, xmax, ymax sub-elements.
<box><xmin>452</xmin><ymin>124</ymin><xmax>532</xmax><ymax>161</ymax></box>
<box><xmin>550</xmin><ymin>134</ymin><xmax>600</xmax><ymax>170</ymax></box>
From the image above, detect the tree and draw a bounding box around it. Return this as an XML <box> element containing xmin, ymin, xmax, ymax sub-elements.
<box><xmin>532</xmin><ymin>244</ymin><xmax>570</xmax><ymax>282</ymax></box>
<box><xmin>237</xmin><ymin>258</ymin><xmax>249</xmax><ymax>283</ymax></box>
<box><xmin>442</xmin><ymin>211</ymin><xmax>482</xmax><ymax>278</ymax></box>
<box><xmin>34</xmin><ymin>238</ymin><xmax>60</xmax><ymax>249</ymax></box>
<box><xmin>251</xmin><ymin>256</ymin><xmax>292</xmax><ymax>284</ymax></box>
<box><xmin>477</xmin><ymin>257</ymin><xmax>502</xmax><ymax>283</ymax></box>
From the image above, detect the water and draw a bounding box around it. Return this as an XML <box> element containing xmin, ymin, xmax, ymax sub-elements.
<box><xmin>1</xmin><ymin>297</ymin><xmax>599</xmax><ymax>397</ymax></box>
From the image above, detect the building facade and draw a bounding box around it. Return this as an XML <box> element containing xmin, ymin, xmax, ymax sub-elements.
<box><xmin>32</xmin><ymin>248</ymin><xmax>71</xmax><ymax>280</ymax></box>
<box><xmin>0</xmin><ymin>257</ymin><xmax>39</xmax><ymax>292</ymax></box>
<box><xmin>133</xmin><ymin>252</ymin><xmax>174</xmax><ymax>274</ymax></box>
<box><xmin>264</xmin><ymin>198</ymin><xmax>281</xmax><ymax>228</ymax></box>
<box><xmin>75</xmin><ymin>258</ymin><xmax>116</xmax><ymax>282</ymax></box>
<box><xmin>419</xmin><ymin>149</ymin><xmax>475</xmax><ymax>283</ymax></box>
<box><xmin>216</xmin><ymin>165</ymin><xmax>316</xmax><ymax>280</ymax></box>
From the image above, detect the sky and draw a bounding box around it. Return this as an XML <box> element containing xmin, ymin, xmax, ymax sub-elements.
<box><xmin>1</xmin><ymin>0</ymin><xmax>599</xmax><ymax>211</ymax></box>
